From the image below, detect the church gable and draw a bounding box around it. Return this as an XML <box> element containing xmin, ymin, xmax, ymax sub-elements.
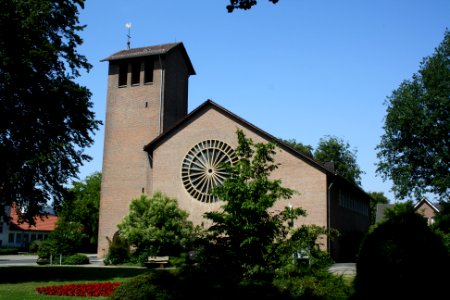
<box><xmin>146</xmin><ymin>100</ymin><xmax>329</xmax><ymax>227</ymax></box>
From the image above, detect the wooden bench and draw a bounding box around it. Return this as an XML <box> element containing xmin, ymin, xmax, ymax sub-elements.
<box><xmin>144</xmin><ymin>256</ymin><xmax>169</xmax><ymax>268</ymax></box>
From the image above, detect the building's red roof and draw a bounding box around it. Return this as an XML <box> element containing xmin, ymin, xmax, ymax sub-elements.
<box><xmin>9</xmin><ymin>206</ymin><xmax>58</xmax><ymax>232</ymax></box>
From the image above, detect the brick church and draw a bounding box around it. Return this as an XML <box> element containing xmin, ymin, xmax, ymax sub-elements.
<box><xmin>97</xmin><ymin>42</ymin><xmax>371</xmax><ymax>262</ymax></box>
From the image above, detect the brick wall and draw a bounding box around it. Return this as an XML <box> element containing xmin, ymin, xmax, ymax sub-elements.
<box><xmin>150</xmin><ymin>106</ymin><xmax>328</xmax><ymax>235</ymax></box>
<box><xmin>97</xmin><ymin>48</ymin><xmax>190</xmax><ymax>257</ymax></box>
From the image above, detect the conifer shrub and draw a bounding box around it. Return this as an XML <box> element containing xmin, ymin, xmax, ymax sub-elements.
<box><xmin>104</xmin><ymin>232</ymin><xmax>130</xmax><ymax>265</ymax></box>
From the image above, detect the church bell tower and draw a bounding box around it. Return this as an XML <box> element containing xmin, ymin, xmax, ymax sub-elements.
<box><xmin>97</xmin><ymin>43</ymin><xmax>195</xmax><ymax>257</ymax></box>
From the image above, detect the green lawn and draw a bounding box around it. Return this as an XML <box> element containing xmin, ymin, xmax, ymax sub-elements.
<box><xmin>0</xmin><ymin>266</ymin><xmax>149</xmax><ymax>300</ymax></box>
<box><xmin>0</xmin><ymin>266</ymin><xmax>356</xmax><ymax>299</ymax></box>
<box><xmin>0</xmin><ymin>281</ymin><xmax>101</xmax><ymax>300</ymax></box>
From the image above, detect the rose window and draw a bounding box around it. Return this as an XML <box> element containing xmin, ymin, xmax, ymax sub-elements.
<box><xmin>182</xmin><ymin>140</ymin><xmax>237</xmax><ymax>203</ymax></box>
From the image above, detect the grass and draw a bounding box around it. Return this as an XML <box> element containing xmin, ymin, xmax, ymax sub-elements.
<box><xmin>0</xmin><ymin>266</ymin><xmax>150</xmax><ymax>300</ymax></box>
<box><xmin>341</xmin><ymin>274</ymin><xmax>355</xmax><ymax>287</ymax></box>
<box><xmin>0</xmin><ymin>265</ymin><xmax>356</xmax><ymax>299</ymax></box>
<box><xmin>0</xmin><ymin>281</ymin><xmax>99</xmax><ymax>300</ymax></box>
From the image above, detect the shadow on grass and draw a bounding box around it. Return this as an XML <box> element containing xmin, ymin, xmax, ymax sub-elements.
<box><xmin>0</xmin><ymin>266</ymin><xmax>150</xmax><ymax>283</ymax></box>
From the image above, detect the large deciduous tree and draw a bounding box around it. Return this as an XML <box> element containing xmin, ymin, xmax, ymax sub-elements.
<box><xmin>281</xmin><ymin>138</ymin><xmax>314</xmax><ymax>158</ymax></box>
<box><xmin>204</xmin><ymin>129</ymin><xmax>306</xmax><ymax>283</ymax></box>
<box><xmin>314</xmin><ymin>135</ymin><xmax>364</xmax><ymax>186</ymax></box>
<box><xmin>57</xmin><ymin>172</ymin><xmax>101</xmax><ymax>252</ymax></box>
<box><xmin>376</xmin><ymin>30</ymin><xmax>450</xmax><ymax>201</ymax></box>
<box><xmin>0</xmin><ymin>0</ymin><xmax>101</xmax><ymax>224</ymax></box>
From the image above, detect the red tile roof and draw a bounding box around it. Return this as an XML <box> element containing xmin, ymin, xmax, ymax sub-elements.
<box><xmin>9</xmin><ymin>206</ymin><xmax>58</xmax><ymax>232</ymax></box>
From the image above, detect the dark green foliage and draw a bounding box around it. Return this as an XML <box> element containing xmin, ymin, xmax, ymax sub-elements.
<box><xmin>283</xmin><ymin>136</ymin><xmax>364</xmax><ymax>186</ymax></box>
<box><xmin>367</xmin><ymin>191</ymin><xmax>390</xmax><ymax>224</ymax></box>
<box><xmin>46</xmin><ymin>220</ymin><xmax>86</xmax><ymax>255</ymax></box>
<box><xmin>28</xmin><ymin>240</ymin><xmax>41</xmax><ymax>253</ymax></box>
<box><xmin>104</xmin><ymin>233</ymin><xmax>130</xmax><ymax>265</ymax></box>
<box><xmin>281</xmin><ymin>139</ymin><xmax>314</xmax><ymax>158</ymax></box>
<box><xmin>376</xmin><ymin>29</ymin><xmax>450</xmax><ymax>201</ymax></box>
<box><xmin>62</xmin><ymin>253</ymin><xmax>90</xmax><ymax>265</ymax></box>
<box><xmin>109</xmin><ymin>270</ymin><xmax>290</xmax><ymax>300</ymax></box>
<box><xmin>0</xmin><ymin>266</ymin><xmax>147</xmax><ymax>284</ymax></box>
<box><xmin>274</xmin><ymin>270</ymin><xmax>352</xmax><ymax>300</ymax></box>
<box><xmin>57</xmin><ymin>172</ymin><xmax>101</xmax><ymax>252</ymax></box>
<box><xmin>433</xmin><ymin>201</ymin><xmax>450</xmax><ymax>232</ymax></box>
<box><xmin>314</xmin><ymin>135</ymin><xmax>364</xmax><ymax>186</ymax></box>
<box><xmin>353</xmin><ymin>207</ymin><xmax>448</xmax><ymax>299</ymax></box>
<box><xmin>109</xmin><ymin>272</ymin><xmax>181</xmax><ymax>300</ymax></box>
<box><xmin>432</xmin><ymin>201</ymin><xmax>450</xmax><ymax>254</ymax></box>
<box><xmin>110</xmin><ymin>268</ymin><xmax>351</xmax><ymax>300</ymax></box>
<box><xmin>0</xmin><ymin>247</ymin><xmax>19</xmax><ymax>255</ymax></box>
<box><xmin>0</xmin><ymin>0</ymin><xmax>102</xmax><ymax>224</ymax></box>
<box><xmin>226</xmin><ymin>0</ymin><xmax>279</xmax><ymax>13</ymax></box>
<box><xmin>203</xmin><ymin>129</ymin><xmax>305</xmax><ymax>284</ymax></box>
<box><xmin>36</xmin><ymin>239</ymin><xmax>58</xmax><ymax>259</ymax></box>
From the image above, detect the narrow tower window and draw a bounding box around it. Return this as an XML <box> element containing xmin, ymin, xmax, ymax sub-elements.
<box><xmin>131</xmin><ymin>60</ymin><xmax>141</xmax><ymax>85</ymax></box>
<box><xmin>118</xmin><ymin>62</ymin><xmax>128</xmax><ymax>87</ymax></box>
<box><xmin>144</xmin><ymin>58</ymin><xmax>154</xmax><ymax>83</ymax></box>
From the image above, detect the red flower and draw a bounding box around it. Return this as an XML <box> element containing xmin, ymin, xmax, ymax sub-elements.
<box><xmin>36</xmin><ymin>282</ymin><xmax>121</xmax><ymax>297</ymax></box>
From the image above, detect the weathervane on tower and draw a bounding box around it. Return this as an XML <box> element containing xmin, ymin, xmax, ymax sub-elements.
<box><xmin>125</xmin><ymin>22</ymin><xmax>132</xmax><ymax>49</ymax></box>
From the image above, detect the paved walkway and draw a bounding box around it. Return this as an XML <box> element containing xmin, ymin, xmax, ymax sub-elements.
<box><xmin>1</xmin><ymin>254</ymin><xmax>356</xmax><ymax>274</ymax></box>
<box><xmin>0</xmin><ymin>254</ymin><xmax>104</xmax><ymax>267</ymax></box>
<box><xmin>328</xmin><ymin>263</ymin><xmax>356</xmax><ymax>275</ymax></box>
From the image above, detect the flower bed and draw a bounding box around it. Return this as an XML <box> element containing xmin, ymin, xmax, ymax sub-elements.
<box><xmin>36</xmin><ymin>282</ymin><xmax>121</xmax><ymax>297</ymax></box>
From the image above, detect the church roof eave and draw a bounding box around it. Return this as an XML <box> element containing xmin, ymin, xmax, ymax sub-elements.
<box><xmin>100</xmin><ymin>42</ymin><xmax>196</xmax><ymax>75</ymax></box>
<box><xmin>144</xmin><ymin>99</ymin><xmax>336</xmax><ymax>177</ymax></box>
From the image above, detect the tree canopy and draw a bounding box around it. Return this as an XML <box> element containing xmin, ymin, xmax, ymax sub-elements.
<box><xmin>0</xmin><ymin>0</ymin><xmax>101</xmax><ymax>224</ymax></box>
<box><xmin>376</xmin><ymin>30</ymin><xmax>450</xmax><ymax>201</ymax></box>
<box><xmin>282</xmin><ymin>136</ymin><xmax>364</xmax><ymax>186</ymax></box>
<box><xmin>57</xmin><ymin>172</ymin><xmax>101</xmax><ymax>252</ymax></box>
<box><xmin>367</xmin><ymin>191</ymin><xmax>390</xmax><ymax>225</ymax></box>
<box><xmin>281</xmin><ymin>138</ymin><xmax>314</xmax><ymax>158</ymax></box>
<box><xmin>204</xmin><ymin>129</ymin><xmax>306</xmax><ymax>283</ymax></box>
<box><xmin>314</xmin><ymin>135</ymin><xmax>364</xmax><ymax>186</ymax></box>
<box><xmin>226</xmin><ymin>0</ymin><xmax>279</xmax><ymax>13</ymax></box>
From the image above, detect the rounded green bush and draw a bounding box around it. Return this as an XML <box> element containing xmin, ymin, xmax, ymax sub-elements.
<box><xmin>353</xmin><ymin>210</ymin><xmax>448</xmax><ymax>299</ymax></box>
<box><xmin>36</xmin><ymin>240</ymin><xmax>58</xmax><ymax>259</ymax></box>
<box><xmin>28</xmin><ymin>240</ymin><xmax>41</xmax><ymax>253</ymax></box>
<box><xmin>62</xmin><ymin>254</ymin><xmax>90</xmax><ymax>265</ymax></box>
<box><xmin>109</xmin><ymin>272</ymin><xmax>181</xmax><ymax>300</ymax></box>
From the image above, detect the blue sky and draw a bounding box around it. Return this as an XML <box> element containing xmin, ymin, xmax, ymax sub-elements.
<box><xmin>75</xmin><ymin>0</ymin><xmax>450</xmax><ymax>202</ymax></box>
